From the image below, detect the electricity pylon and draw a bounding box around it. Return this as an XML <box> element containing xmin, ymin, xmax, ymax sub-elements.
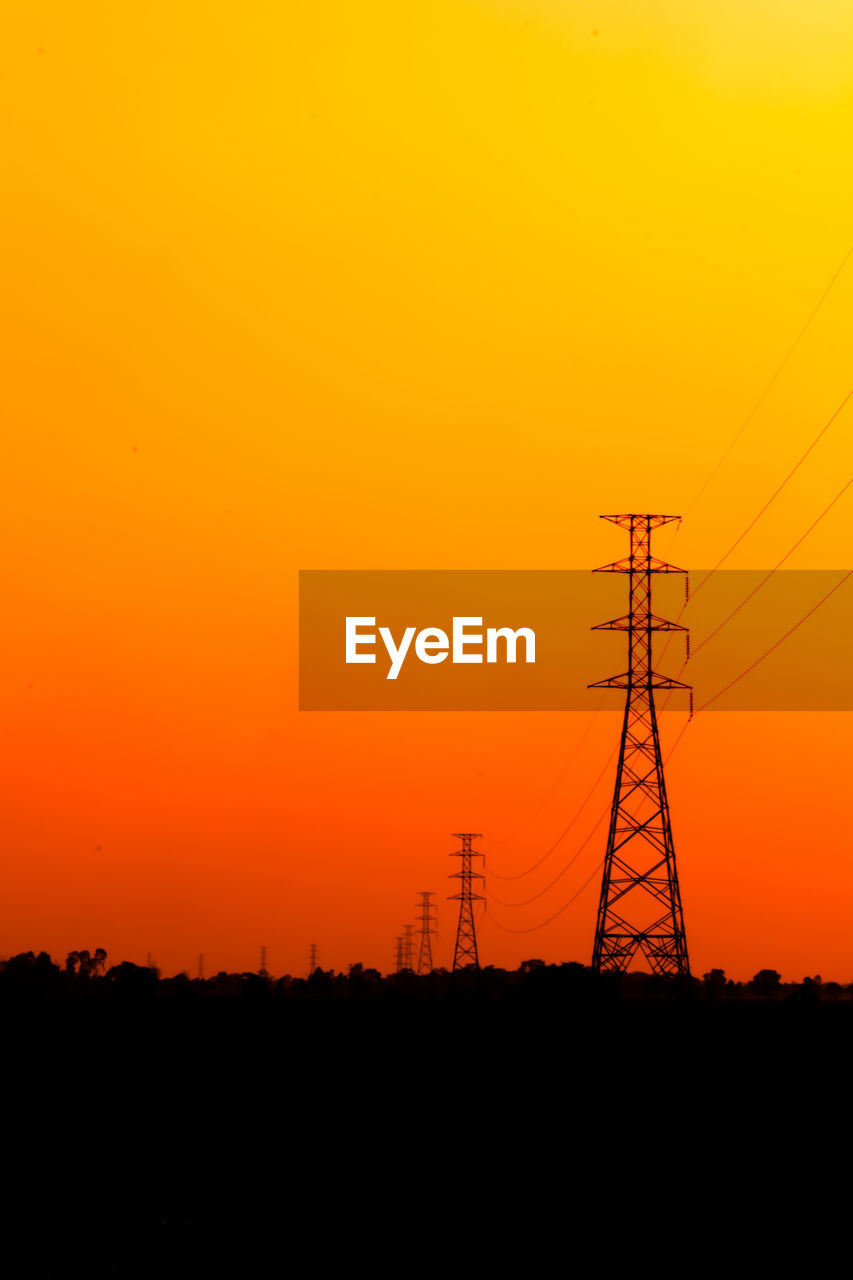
<box><xmin>449</xmin><ymin>834</ymin><xmax>484</xmax><ymax>970</ymax></box>
<box><xmin>589</xmin><ymin>514</ymin><xmax>691</xmax><ymax>985</ymax></box>
<box><xmin>402</xmin><ymin>924</ymin><xmax>416</xmax><ymax>972</ymax></box>
<box><xmin>416</xmin><ymin>891</ymin><xmax>437</xmax><ymax>974</ymax></box>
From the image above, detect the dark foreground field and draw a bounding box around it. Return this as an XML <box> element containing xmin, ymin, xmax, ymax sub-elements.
<box><xmin>2</xmin><ymin>960</ymin><xmax>850</xmax><ymax>1276</ymax></box>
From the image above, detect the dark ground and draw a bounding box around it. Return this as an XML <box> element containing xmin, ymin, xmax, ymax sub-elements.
<box><xmin>1</xmin><ymin>958</ymin><xmax>850</xmax><ymax>1276</ymax></box>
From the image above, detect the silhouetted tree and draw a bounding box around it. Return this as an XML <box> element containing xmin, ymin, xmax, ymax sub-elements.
<box><xmin>750</xmin><ymin>969</ymin><xmax>783</xmax><ymax>999</ymax></box>
<box><xmin>1</xmin><ymin>951</ymin><xmax>62</xmax><ymax>997</ymax></box>
<box><xmin>105</xmin><ymin>961</ymin><xmax>157</xmax><ymax>997</ymax></box>
<box><xmin>702</xmin><ymin>968</ymin><xmax>727</xmax><ymax>999</ymax></box>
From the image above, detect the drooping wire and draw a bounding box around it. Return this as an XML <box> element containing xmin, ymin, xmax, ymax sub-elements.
<box><xmin>485</xmin><ymin>563</ymin><xmax>852</xmax><ymax>933</ymax></box>
<box><xmin>658</xmin><ymin>474</ymin><xmax>852</xmax><ymax>713</ymax></box>
<box><xmin>689</xmin><ymin>477</ymin><xmax>851</xmax><ymax>661</ymax></box>
<box><xmin>490</xmin><ymin>692</ymin><xmax>606</xmax><ymax>847</ymax></box>
<box><xmin>489</xmin><ymin>807</ymin><xmax>610</xmax><ymax>907</ymax></box>
<box><xmin>489</xmin><ymin>378</ymin><xmax>851</xmax><ymax>886</ymax></box>
<box><xmin>497</xmin><ymin>469</ymin><xmax>846</xmax><ymax>900</ymax></box>
<box><xmin>657</xmin><ymin>384</ymin><xmax>853</xmax><ymax>675</ymax></box>
<box><xmin>690</xmin><ymin>386</ymin><xmax>853</xmax><ymax>597</ymax></box>
<box><xmin>485</xmin><ymin>859</ymin><xmax>606</xmax><ymax>935</ymax></box>
<box><xmin>488</xmin><ymin>463</ymin><xmax>848</xmax><ymax>893</ymax></box>
<box><xmin>485</xmin><ymin>321</ymin><xmax>852</xmax><ymax>909</ymax></box>
<box><xmin>676</xmin><ymin>241</ymin><xmax>853</xmax><ymax>526</ymax></box>
<box><xmin>661</xmin><ymin>568</ymin><xmax>853</xmax><ymax>764</ymax></box>
<box><xmin>488</xmin><ymin>741</ymin><xmax>618</xmax><ymax>880</ymax></box>
<box><xmin>694</xmin><ymin>569</ymin><xmax>852</xmax><ymax>713</ymax></box>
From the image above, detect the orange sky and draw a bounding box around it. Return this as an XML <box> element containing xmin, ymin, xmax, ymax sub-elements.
<box><xmin>1</xmin><ymin>2</ymin><xmax>851</xmax><ymax>980</ymax></box>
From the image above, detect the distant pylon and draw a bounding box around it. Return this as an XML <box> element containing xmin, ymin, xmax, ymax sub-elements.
<box><xmin>197</xmin><ymin>953</ymin><xmax>204</xmax><ymax>980</ymax></box>
<box><xmin>449</xmin><ymin>834</ymin><xmax>484</xmax><ymax>970</ymax></box>
<box><xmin>416</xmin><ymin>891</ymin><xmax>437</xmax><ymax>974</ymax></box>
<box><xmin>260</xmin><ymin>945</ymin><xmax>268</xmax><ymax>977</ymax></box>
<box><xmin>402</xmin><ymin>924</ymin><xmax>416</xmax><ymax>971</ymax></box>
<box><xmin>308</xmin><ymin>943</ymin><xmax>319</xmax><ymax>976</ymax></box>
<box><xmin>394</xmin><ymin>936</ymin><xmax>404</xmax><ymax>974</ymax></box>
<box><xmin>589</xmin><ymin>514</ymin><xmax>691</xmax><ymax>985</ymax></box>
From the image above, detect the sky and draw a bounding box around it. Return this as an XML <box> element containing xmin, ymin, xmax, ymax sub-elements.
<box><xmin>1</xmin><ymin>1</ymin><xmax>851</xmax><ymax>980</ymax></box>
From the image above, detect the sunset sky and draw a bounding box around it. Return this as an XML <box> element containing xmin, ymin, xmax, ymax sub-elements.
<box><xmin>1</xmin><ymin>2</ymin><xmax>851</xmax><ymax>980</ymax></box>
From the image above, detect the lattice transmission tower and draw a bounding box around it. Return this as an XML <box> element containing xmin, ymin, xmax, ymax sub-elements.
<box><xmin>449</xmin><ymin>834</ymin><xmax>484</xmax><ymax>971</ymax></box>
<box><xmin>416</xmin><ymin>891</ymin><xmax>438</xmax><ymax>974</ymax></box>
<box><xmin>589</xmin><ymin>514</ymin><xmax>691</xmax><ymax>985</ymax></box>
<box><xmin>402</xmin><ymin>924</ymin><xmax>416</xmax><ymax>972</ymax></box>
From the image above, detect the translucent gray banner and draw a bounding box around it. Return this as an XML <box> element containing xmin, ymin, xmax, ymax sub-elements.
<box><xmin>299</xmin><ymin>569</ymin><xmax>852</xmax><ymax>711</ymax></box>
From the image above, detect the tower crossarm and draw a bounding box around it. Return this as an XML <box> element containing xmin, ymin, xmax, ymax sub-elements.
<box><xmin>592</xmin><ymin>614</ymin><xmax>687</xmax><ymax>632</ymax></box>
<box><xmin>600</xmin><ymin>513</ymin><xmax>680</xmax><ymax>530</ymax></box>
<box><xmin>589</xmin><ymin>672</ymin><xmax>691</xmax><ymax>691</ymax></box>
<box><xmin>594</xmin><ymin>556</ymin><xmax>686</xmax><ymax>575</ymax></box>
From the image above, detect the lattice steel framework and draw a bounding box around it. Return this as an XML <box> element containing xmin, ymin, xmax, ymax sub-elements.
<box><xmin>416</xmin><ymin>891</ymin><xmax>438</xmax><ymax>974</ymax></box>
<box><xmin>589</xmin><ymin>515</ymin><xmax>691</xmax><ymax>984</ymax></box>
<box><xmin>402</xmin><ymin>924</ymin><xmax>416</xmax><ymax>972</ymax></box>
<box><xmin>449</xmin><ymin>834</ymin><xmax>484</xmax><ymax>971</ymax></box>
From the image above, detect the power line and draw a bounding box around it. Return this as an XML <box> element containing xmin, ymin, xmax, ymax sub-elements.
<box><xmin>489</xmin><ymin>808</ymin><xmax>609</xmax><ymax>907</ymax></box>
<box><xmin>657</xmin><ymin>474</ymin><xmax>852</xmax><ymax>716</ymax></box>
<box><xmin>486</xmin><ymin>859</ymin><xmax>605</xmax><ymax>935</ymax></box>
<box><xmin>690</xmin><ymin>477</ymin><xmax>851</xmax><ymax>660</ymax></box>
<box><xmin>691</xmin><ymin>386</ymin><xmax>853</xmax><ymax>594</ymax></box>
<box><xmin>492</xmin><ymin>548</ymin><xmax>849</xmax><ymax>936</ymax></box>
<box><xmin>484</xmin><ymin>250</ymin><xmax>853</xmax><ymax>931</ymax></box>
<box><xmin>490</xmin><ymin>695</ymin><xmax>605</xmax><ymax>846</ymax></box>
<box><xmin>489</xmin><ymin>741</ymin><xmax>618</xmax><ymax>882</ymax></box>
<box><xmin>487</xmin><ymin>524</ymin><xmax>848</xmax><ymax>921</ymax></box>
<box><xmin>490</xmin><ymin>377</ymin><xmax>850</xmax><ymax>892</ymax></box>
<box><xmin>679</xmin><ymin>242</ymin><xmax>853</xmax><ymax>521</ymax></box>
<box><xmin>655</xmin><ymin>385</ymin><xmax>853</xmax><ymax>680</ymax></box>
<box><xmin>487</xmin><ymin>472</ymin><xmax>851</xmax><ymax>936</ymax></box>
<box><xmin>695</xmin><ymin>569</ymin><xmax>852</xmax><ymax>713</ymax></box>
<box><xmin>484</xmin><ymin>374</ymin><xmax>851</xmax><ymax>915</ymax></box>
<box><xmin>659</xmin><ymin>569</ymin><xmax>853</xmax><ymax>762</ymax></box>
<box><xmin>491</xmin><ymin>391</ymin><xmax>851</xmax><ymax>890</ymax></box>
